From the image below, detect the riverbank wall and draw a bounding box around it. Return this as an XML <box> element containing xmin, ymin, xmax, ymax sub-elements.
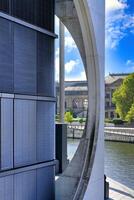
<box><xmin>104</xmin><ymin>127</ymin><xmax>134</xmax><ymax>143</ymax></box>
<box><xmin>67</xmin><ymin>124</ymin><xmax>84</xmax><ymax>139</ymax></box>
<box><xmin>67</xmin><ymin>124</ymin><xmax>134</xmax><ymax>143</ymax></box>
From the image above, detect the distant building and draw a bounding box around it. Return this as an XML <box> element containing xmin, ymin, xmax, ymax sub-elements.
<box><xmin>56</xmin><ymin>73</ymin><xmax>130</xmax><ymax>119</ymax></box>
<box><xmin>105</xmin><ymin>73</ymin><xmax>129</xmax><ymax>119</ymax></box>
<box><xmin>56</xmin><ymin>81</ymin><xmax>88</xmax><ymax>117</ymax></box>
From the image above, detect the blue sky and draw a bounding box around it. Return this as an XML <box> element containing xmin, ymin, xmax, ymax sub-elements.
<box><xmin>55</xmin><ymin>0</ymin><xmax>134</xmax><ymax>81</ymax></box>
<box><xmin>105</xmin><ymin>0</ymin><xmax>134</xmax><ymax>75</ymax></box>
<box><xmin>55</xmin><ymin>18</ymin><xmax>84</xmax><ymax>81</ymax></box>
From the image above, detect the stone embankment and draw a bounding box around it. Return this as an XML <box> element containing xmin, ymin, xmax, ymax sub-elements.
<box><xmin>104</xmin><ymin>127</ymin><xmax>134</xmax><ymax>143</ymax></box>
<box><xmin>67</xmin><ymin>124</ymin><xmax>84</xmax><ymax>139</ymax></box>
<box><xmin>67</xmin><ymin>124</ymin><xmax>134</xmax><ymax>143</ymax></box>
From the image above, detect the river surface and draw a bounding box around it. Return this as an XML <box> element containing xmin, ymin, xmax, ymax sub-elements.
<box><xmin>67</xmin><ymin>139</ymin><xmax>134</xmax><ymax>190</ymax></box>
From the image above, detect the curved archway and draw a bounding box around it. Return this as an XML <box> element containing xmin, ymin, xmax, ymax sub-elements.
<box><xmin>55</xmin><ymin>0</ymin><xmax>105</xmax><ymax>199</ymax></box>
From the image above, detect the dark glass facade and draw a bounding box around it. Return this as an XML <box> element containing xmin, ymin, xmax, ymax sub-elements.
<box><xmin>0</xmin><ymin>0</ymin><xmax>9</xmax><ymax>13</ymax></box>
<box><xmin>0</xmin><ymin>0</ymin><xmax>54</xmax><ymax>31</ymax></box>
<box><xmin>0</xmin><ymin>18</ymin><xmax>54</xmax><ymax>96</ymax></box>
<box><xmin>0</xmin><ymin>1</ymin><xmax>55</xmax><ymax>199</ymax></box>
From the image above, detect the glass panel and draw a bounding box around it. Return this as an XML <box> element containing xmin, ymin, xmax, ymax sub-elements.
<box><xmin>0</xmin><ymin>176</ymin><xmax>14</xmax><ymax>200</ymax></box>
<box><xmin>37</xmin><ymin>101</ymin><xmax>55</xmax><ymax>162</ymax></box>
<box><xmin>1</xmin><ymin>98</ymin><xmax>13</xmax><ymax>170</ymax></box>
<box><xmin>0</xmin><ymin>0</ymin><xmax>9</xmax><ymax>13</ymax></box>
<box><xmin>37</xmin><ymin>33</ymin><xmax>54</xmax><ymax>96</ymax></box>
<box><xmin>35</xmin><ymin>0</ymin><xmax>54</xmax><ymax>31</ymax></box>
<box><xmin>14</xmin><ymin>99</ymin><xmax>36</xmax><ymax>167</ymax></box>
<box><xmin>37</xmin><ymin>166</ymin><xmax>55</xmax><ymax>200</ymax></box>
<box><xmin>12</xmin><ymin>0</ymin><xmax>35</xmax><ymax>24</ymax></box>
<box><xmin>0</xmin><ymin>18</ymin><xmax>13</xmax><ymax>92</ymax></box>
<box><xmin>14</xmin><ymin>171</ymin><xmax>36</xmax><ymax>200</ymax></box>
<box><xmin>14</xmin><ymin>24</ymin><xmax>37</xmax><ymax>95</ymax></box>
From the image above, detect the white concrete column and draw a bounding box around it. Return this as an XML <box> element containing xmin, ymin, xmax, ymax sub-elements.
<box><xmin>59</xmin><ymin>21</ymin><xmax>65</xmax><ymax>123</ymax></box>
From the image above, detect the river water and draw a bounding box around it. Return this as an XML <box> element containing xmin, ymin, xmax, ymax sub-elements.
<box><xmin>67</xmin><ymin>139</ymin><xmax>134</xmax><ymax>190</ymax></box>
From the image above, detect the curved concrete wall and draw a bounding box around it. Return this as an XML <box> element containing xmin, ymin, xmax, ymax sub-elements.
<box><xmin>80</xmin><ymin>1</ymin><xmax>105</xmax><ymax>199</ymax></box>
<box><xmin>56</xmin><ymin>0</ymin><xmax>105</xmax><ymax>199</ymax></box>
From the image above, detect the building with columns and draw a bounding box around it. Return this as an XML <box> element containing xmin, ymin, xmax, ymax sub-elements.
<box><xmin>56</xmin><ymin>81</ymin><xmax>88</xmax><ymax>117</ymax></box>
<box><xmin>56</xmin><ymin>74</ymin><xmax>129</xmax><ymax>119</ymax></box>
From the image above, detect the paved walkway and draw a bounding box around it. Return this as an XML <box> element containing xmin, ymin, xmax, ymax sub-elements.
<box><xmin>108</xmin><ymin>178</ymin><xmax>134</xmax><ymax>200</ymax></box>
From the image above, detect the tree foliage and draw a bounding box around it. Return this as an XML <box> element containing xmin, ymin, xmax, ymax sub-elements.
<box><xmin>112</xmin><ymin>73</ymin><xmax>134</xmax><ymax>120</ymax></box>
<box><xmin>64</xmin><ymin>112</ymin><xmax>73</xmax><ymax>123</ymax></box>
<box><xmin>125</xmin><ymin>103</ymin><xmax>134</xmax><ymax>122</ymax></box>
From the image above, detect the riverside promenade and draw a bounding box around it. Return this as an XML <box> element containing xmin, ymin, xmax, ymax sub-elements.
<box><xmin>108</xmin><ymin>178</ymin><xmax>134</xmax><ymax>200</ymax></box>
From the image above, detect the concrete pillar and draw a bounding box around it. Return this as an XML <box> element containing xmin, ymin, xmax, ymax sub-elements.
<box><xmin>59</xmin><ymin>21</ymin><xmax>65</xmax><ymax>123</ymax></box>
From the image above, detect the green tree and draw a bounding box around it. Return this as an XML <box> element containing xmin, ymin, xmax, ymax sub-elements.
<box><xmin>125</xmin><ymin>103</ymin><xmax>134</xmax><ymax>122</ymax></box>
<box><xmin>112</xmin><ymin>73</ymin><xmax>134</xmax><ymax>119</ymax></box>
<box><xmin>64</xmin><ymin>112</ymin><xmax>73</xmax><ymax>123</ymax></box>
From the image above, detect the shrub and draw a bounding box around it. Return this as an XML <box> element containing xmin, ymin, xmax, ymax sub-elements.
<box><xmin>55</xmin><ymin>114</ymin><xmax>60</xmax><ymax>121</ymax></box>
<box><xmin>112</xmin><ymin>118</ymin><xmax>124</xmax><ymax>125</ymax></box>
<box><xmin>79</xmin><ymin>118</ymin><xmax>84</xmax><ymax>124</ymax></box>
<box><xmin>105</xmin><ymin>119</ymin><xmax>113</xmax><ymax>123</ymax></box>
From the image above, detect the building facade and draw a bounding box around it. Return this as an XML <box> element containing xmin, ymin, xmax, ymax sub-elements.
<box><xmin>57</xmin><ymin>74</ymin><xmax>129</xmax><ymax>119</ymax></box>
<box><xmin>105</xmin><ymin>73</ymin><xmax>129</xmax><ymax>119</ymax></box>
<box><xmin>56</xmin><ymin>81</ymin><xmax>88</xmax><ymax>117</ymax></box>
<box><xmin>0</xmin><ymin>1</ymin><xmax>55</xmax><ymax>199</ymax></box>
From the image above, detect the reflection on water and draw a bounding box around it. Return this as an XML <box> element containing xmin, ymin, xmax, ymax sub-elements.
<box><xmin>67</xmin><ymin>139</ymin><xmax>134</xmax><ymax>190</ymax></box>
<box><xmin>105</xmin><ymin>141</ymin><xmax>134</xmax><ymax>190</ymax></box>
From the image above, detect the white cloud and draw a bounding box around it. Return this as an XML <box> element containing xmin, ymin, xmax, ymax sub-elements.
<box><xmin>65</xmin><ymin>70</ymin><xmax>86</xmax><ymax>81</ymax></box>
<box><xmin>55</xmin><ymin>47</ymin><xmax>81</xmax><ymax>81</ymax></box>
<box><xmin>64</xmin><ymin>24</ymin><xmax>77</xmax><ymax>52</ymax></box>
<box><xmin>106</xmin><ymin>0</ymin><xmax>127</xmax><ymax>13</ymax></box>
<box><xmin>126</xmin><ymin>60</ymin><xmax>134</xmax><ymax>72</ymax></box>
<box><xmin>105</xmin><ymin>0</ymin><xmax>134</xmax><ymax>49</ymax></box>
<box><xmin>55</xmin><ymin>16</ymin><xmax>77</xmax><ymax>52</ymax></box>
<box><xmin>80</xmin><ymin>71</ymin><xmax>87</xmax><ymax>80</ymax></box>
<box><xmin>65</xmin><ymin>59</ymin><xmax>79</xmax><ymax>73</ymax></box>
<box><xmin>54</xmin><ymin>17</ymin><xmax>84</xmax><ymax>81</ymax></box>
<box><xmin>126</xmin><ymin>60</ymin><xmax>131</xmax><ymax>65</ymax></box>
<box><xmin>65</xmin><ymin>35</ymin><xmax>77</xmax><ymax>52</ymax></box>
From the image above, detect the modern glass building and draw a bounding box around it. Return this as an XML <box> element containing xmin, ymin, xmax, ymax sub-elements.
<box><xmin>0</xmin><ymin>1</ymin><xmax>55</xmax><ymax>199</ymax></box>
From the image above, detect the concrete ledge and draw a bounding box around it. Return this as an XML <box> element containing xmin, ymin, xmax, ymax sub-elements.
<box><xmin>0</xmin><ymin>161</ymin><xmax>56</xmax><ymax>178</ymax></box>
<box><xmin>108</xmin><ymin>178</ymin><xmax>134</xmax><ymax>200</ymax></box>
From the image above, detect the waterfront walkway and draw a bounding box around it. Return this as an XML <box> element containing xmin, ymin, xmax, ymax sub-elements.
<box><xmin>108</xmin><ymin>178</ymin><xmax>134</xmax><ymax>200</ymax></box>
